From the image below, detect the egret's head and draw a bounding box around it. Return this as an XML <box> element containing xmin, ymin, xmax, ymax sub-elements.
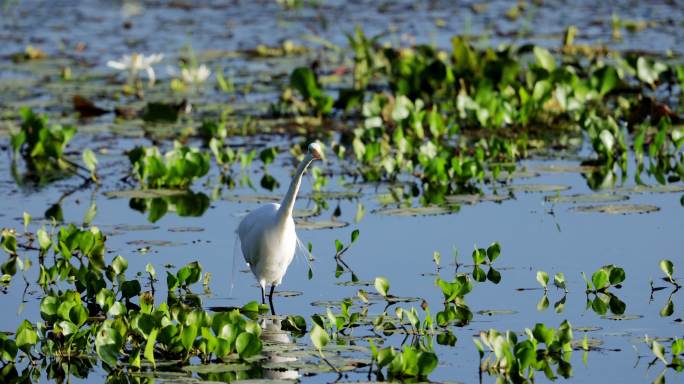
<box><xmin>308</xmin><ymin>142</ymin><xmax>323</xmax><ymax>160</ymax></box>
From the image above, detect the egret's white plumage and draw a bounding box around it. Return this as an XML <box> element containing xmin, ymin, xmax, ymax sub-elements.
<box><xmin>237</xmin><ymin>142</ymin><xmax>322</xmax><ymax>310</ymax></box>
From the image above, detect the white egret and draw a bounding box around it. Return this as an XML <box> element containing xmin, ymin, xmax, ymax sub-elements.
<box><xmin>237</xmin><ymin>142</ymin><xmax>322</xmax><ymax>313</ymax></box>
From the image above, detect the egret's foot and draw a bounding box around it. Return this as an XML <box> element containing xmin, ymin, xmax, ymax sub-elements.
<box><xmin>268</xmin><ymin>285</ymin><xmax>276</xmax><ymax>315</ymax></box>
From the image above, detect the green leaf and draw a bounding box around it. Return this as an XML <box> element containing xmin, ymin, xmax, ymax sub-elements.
<box><xmin>1</xmin><ymin>231</ymin><xmax>17</xmax><ymax>255</ymax></box>
<box><xmin>82</xmin><ymin>202</ymin><xmax>97</xmax><ymax>226</ymax></box>
<box><xmin>472</xmin><ymin>247</ymin><xmax>487</xmax><ymax>265</ymax></box>
<box><xmin>608</xmin><ymin>266</ymin><xmax>625</xmax><ymax>285</ymax></box>
<box><xmin>652</xmin><ymin>340</ymin><xmax>667</xmax><ymax>364</ymax></box>
<box><xmin>166</xmin><ymin>271</ymin><xmax>178</xmax><ymax>290</ymax></box>
<box><xmin>487</xmin><ymin>267</ymin><xmax>502</xmax><ymax>284</ymax></box>
<box><xmin>181</xmin><ymin>324</ymin><xmax>198</xmax><ymax>351</ymax></box>
<box><xmin>374</xmin><ymin>276</ymin><xmax>390</xmax><ymax>297</ymax></box>
<box><xmin>290</xmin><ymin>67</ymin><xmax>320</xmax><ymax>99</ymax></box>
<box><xmin>235</xmin><ymin>331</ymin><xmax>262</xmax><ymax>359</ymax></box>
<box><xmin>15</xmin><ymin>320</ymin><xmax>37</xmax><ymax>351</ymax></box>
<box><xmin>121</xmin><ymin>280</ymin><xmax>142</xmax><ymax>299</ymax></box>
<box><xmin>581</xmin><ymin>271</ymin><xmax>592</xmax><ymax>291</ymax></box>
<box><xmin>108</xmin><ymin>301</ymin><xmax>126</xmax><ymax>317</ymax></box>
<box><xmin>310</xmin><ymin>324</ymin><xmax>329</xmax><ymax>352</ymax></box>
<box><xmin>486</xmin><ymin>242</ymin><xmax>501</xmax><ymax>263</ymax></box>
<box><xmin>22</xmin><ymin>212</ymin><xmax>31</xmax><ymax>232</ymax></box>
<box><xmin>145</xmin><ymin>263</ymin><xmax>157</xmax><ymax>279</ymax></box>
<box><xmin>39</xmin><ymin>295</ymin><xmax>59</xmax><ymax>321</ymax></box>
<box><xmin>82</xmin><ymin>148</ymin><xmax>98</xmax><ymax>175</ymax></box>
<box><xmin>351</xmin><ymin>229</ymin><xmax>360</xmax><ymax>243</ymax></box>
<box><xmin>533</xmin><ymin>46</ymin><xmax>556</xmax><ymax>72</ymax></box>
<box><xmin>69</xmin><ymin>304</ymin><xmax>89</xmax><ymax>326</ymax></box>
<box><xmin>591</xmin><ymin>269</ymin><xmax>609</xmax><ymax>290</ymax></box>
<box><xmin>37</xmin><ymin>228</ymin><xmax>51</xmax><ymax>250</ymax></box>
<box><xmin>58</xmin><ymin>320</ymin><xmax>79</xmax><ymax>336</ymax></box>
<box><xmin>660</xmin><ymin>259</ymin><xmax>674</xmax><ymax>281</ymax></box>
<box><xmin>111</xmin><ymin>255</ymin><xmax>128</xmax><ymax>275</ymax></box>
<box><xmin>553</xmin><ymin>272</ymin><xmax>567</xmax><ymax>291</ymax></box>
<box><xmin>128</xmin><ymin>348</ymin><xmax>141</xmax><ymax>369</ymax></box>
<box><xmin>95</xmin><ymin>323</ymin><xmax>123</xmax><ymax>368</ymax></box>
<box><xmin>536</xmin><ymin>271</ymin><xmax>549</xmax><ymax>289</ymax></box>
<box><xmin>144</xmin><ymin>328</ymin><xmax>158</xmax><ymax>368</ymax></box>
<box><xmin>537</xmin><ymin>294</ymin><xmax>549</xmax><ymax>311</ymax></box>
<box><xmin>335</xmin><ymin>239</ymin><xmax>343</xmax><ymax>253</ymax></box>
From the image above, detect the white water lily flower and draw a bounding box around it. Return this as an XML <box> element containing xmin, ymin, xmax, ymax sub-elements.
<box><xmin>107</xmin><ymin>53</ymin><xmax>164</xmax><ymax>85</ymax></box>
<box><xmin>181</xmin><ymin>64</ymin><xmax>211</xmax><ymax>85</ymax></box>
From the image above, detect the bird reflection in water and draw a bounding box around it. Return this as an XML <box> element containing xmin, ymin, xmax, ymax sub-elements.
<box><xmin>260</xmin><ymin>317</ymin><xmax>300</xmax><ymax>380</ymax></box>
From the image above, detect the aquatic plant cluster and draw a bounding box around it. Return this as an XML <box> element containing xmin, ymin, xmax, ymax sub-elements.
<box><xmin>0</xmin><ymin>4</ymin><xmax>683</xmax><ymax>382</ymax></box>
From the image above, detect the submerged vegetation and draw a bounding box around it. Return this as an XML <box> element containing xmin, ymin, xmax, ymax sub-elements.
<box><xmin>0</xmin><ymin>1</ymin><xmax>683</xmax><ymax>382</ymax></box>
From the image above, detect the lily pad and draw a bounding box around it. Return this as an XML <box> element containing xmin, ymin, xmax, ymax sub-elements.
<box><xmin>307</xmin><ymin>191</ymin><xmax>362</xmax><ymax>200</ymax></box>
<box><xmin>574</xmin><ymin>326</ymin><xmax>603</xmax><ymax>332</ymax></box>
<box><xmin>295</xmin><ymin>219</ymin><xmax>348</xmax><ymax>230</ymax></box>
<box><xmin>571</xmin><ymin>204</ymin><xmax>659</xmax><ymax>215</ymax></box>
<box><xmin>545</xmin><ymin>193</ymin><xmax>629</xmax><ymax>204</ymax></box>
<box><xmin>533</xmin><ymin>164</ymin><xmax>599</xmax><ymax>173</ymax></box>
<box><xmin>113</xmin><ymin>224</ymin><xmax>160</xmax><ymax>232</ymax></box>
<box><xmin>509</xmin><ymin>184</ymin><xmax>571</xmax><ymax>193</ymax></box>
<box><xmin>126</xmin><ymin>239</ymin><xmax>185</xmax><ymax>247</ymax></box>
<box><xmin>372</xmin><ymin>205</ymin><xmax>458</xmax><ymax>217</ymax></box>
<box><xmin>571</xmin><ymin>338</ymin><xmax>604</xmax><ymax>350</ymax></box>
<box><xmin>616</xmin><ymin>184</ymin><xmax>684</xmax><ymax>194</ymax></box>
<box><xmin>293</xmin><ymin>208</ymin><xmax>318</xmax><ymax>218</ymax></box>
<box><xmin>600</xmin><ymin>314</ymin><xmax>644</xmax><ymax>321</ymax></box>
<box><xmin>272</xmin><ymin>290</ymin><xmax>302</xmax><ymax>297</ymax></box>
<box><xmin>168</xmin><ymin>226</ymin><xmax>205</xmax><ymax>232</ymax></box>
<box><xmin>445</xmin><ymin>194</ymin><xmax>511</xmax><ymax>205</ymax></box>
<box><xmin>104</xmin><ymin>189</ymin><xmax>188</xmax><ymax>199</ymax></box>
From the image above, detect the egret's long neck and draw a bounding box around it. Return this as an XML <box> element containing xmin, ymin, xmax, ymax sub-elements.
<box><xmin>278</xmin><ymin>154</ymin><xmax>314</xmax><ymax>221</ymax></box>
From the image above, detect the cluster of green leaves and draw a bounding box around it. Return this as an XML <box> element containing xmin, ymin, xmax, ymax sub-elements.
<box><xmin>471</xmin><ymin>242</ymin><xmax>502</xmax><ymax>283</ymax></box>
<box><xmin>127</xmin><ymin>142</ymin><xmax>210</xmax><ymax>189</ymax></box>
<box><xmin>270</xmin><ymin>29</ymin><xmax>684</xmax><ymax>199</ymax></box>
<box><xmin>435</xmin><ymin>274</ymin><xmax>473</xmax><ymax>327</ymax></box>
<box><xmin>475</xmin><ymin>320</ymin><xmax>574</xmax><ymax>381</ymax></box>
<box><xmin>9</xmin><ymin>107</ymin><xmax>84</xmax><ymax>182</ymax></box>
<box><xmin>634</xmin><ymin>117</ymin><xmax>684</xmax><ymax>184</ymax></box>
<box><xmin>129</xmin><ymin>191</ymin><xmax>210</xmax><ymax>223</ymax></box>
<box><xmin>348</xmin><ymin>90</ymin><xmax>525</xmax><ymax>199</ymax></box>
<box><xmin>582</xmin><ymin>264</ymin><xmax>625</xmax><ymax>292</ymax></box>
<box><xmin>537</xmin><ymin>271</ymin><xmax>567</xmax><ymax>292</ymax></box>
<box><xmin>1</xmin><ymin>229</ymin><xmax>30</xmax><ymax>288</ymax></box>
<box><xmin>582</xmin><ymin>264</ymin><xmax>627</xmax><ymax>315</ymax></box>
<box><xmin>277</xmin><ymin>67</ymin><xmax>333</xmax><ymax>116</ymax></box>
<box><xmin>0</xmin><ymin>224</ymin><xmax>265</xmax><ymax>374</ymax></box>
<box><xmin>334</xmin><ymin>229</ymin><xmax>360</xmax><ymax>280</ymax></box>
<box><xmin>369</xmin><ymin>342</ymin><xmax>438</xmax><ymax>380</ymax></box>
<box><xmin>536</xmin><ymin>271</ymin><xmax>568</xmax><ymax>313</ymax></box>
<box><xmin>650</xmin><ymin>337</ymin><xmax>684</xmax><ymax>372</ymax></box>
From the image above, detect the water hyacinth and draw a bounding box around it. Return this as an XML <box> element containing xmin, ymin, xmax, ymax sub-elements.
<box><xmin>107</xmin><ymin>53</ymin><xmax>164</xmax><ymax>85</ymax></box>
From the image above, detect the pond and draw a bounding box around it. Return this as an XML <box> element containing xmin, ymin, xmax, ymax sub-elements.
<box><xmin>1</xmin><ymin>1</ymin><xmax>683</xmax><ymax>383</ymax></box>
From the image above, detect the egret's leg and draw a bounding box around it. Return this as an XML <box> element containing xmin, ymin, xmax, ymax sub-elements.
<box><xmin>268</xmin><ymin>285</ymin><xmax>276</xmax><ymax>315</ymax></box>
<box><xmin>260</xmin><ymin>285</ymin><xmax>266</xmax><ymax>305</ymax></box>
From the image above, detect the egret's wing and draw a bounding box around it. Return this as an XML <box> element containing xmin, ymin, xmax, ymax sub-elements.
<box><xmin>236</xmin><ymin>203</ymin><xmax>279</xmax><ymax>266</ymax></box>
